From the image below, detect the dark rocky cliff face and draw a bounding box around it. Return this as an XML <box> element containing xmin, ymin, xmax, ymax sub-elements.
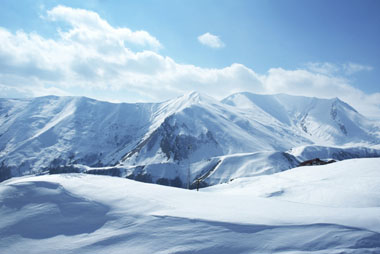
<box><xmin>123</xmin><ymin>114</ymin><xmax>221</xmax><ymax>164</ymax></box>
<box><xmin>157</xmin><ymin>117</ymin><xmax>219</xmax><ymax>161</ymax></box>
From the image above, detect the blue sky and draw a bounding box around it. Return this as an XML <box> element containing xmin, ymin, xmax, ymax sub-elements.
<box><xmin>0</xmin><ymin>0</ymin><xmax>379</xmax><ymax>118</ymax></box>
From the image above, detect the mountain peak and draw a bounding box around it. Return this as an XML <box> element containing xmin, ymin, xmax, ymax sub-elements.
<box><xmin>183</xmin><ymin>91</ymin><xmax>210</xmax><ymax>102</ymax></box>
<box><xmin>187</xmin><ymin>90</ymin><xmax>201</xmax><ymax>97</ymax></box>
<box><xmin>332</xmin><ymin>97</ymin><xmax>358</xmax><ymax>113</ymax></box>
<box><xmin>170</xmin><ymin>91</ymin><xmax>217</xmax><ymax>109</ymax></box>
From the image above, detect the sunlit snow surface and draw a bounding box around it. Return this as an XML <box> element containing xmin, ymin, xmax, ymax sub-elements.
<box><xmin>1</xmin><ymin>158</ymin><xmax>380</xmax><ymax>253</ymax></box>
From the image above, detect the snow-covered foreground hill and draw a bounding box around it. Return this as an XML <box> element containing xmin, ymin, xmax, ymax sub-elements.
<box><xmin>1</xmin><ymin>158</ymin><xmax>380</xmax><ymax>254</ymax></box>
<box><xmin>1</xmin><ymin>92</ymin><xmax>379</xmax><ymax>186</ymax></box>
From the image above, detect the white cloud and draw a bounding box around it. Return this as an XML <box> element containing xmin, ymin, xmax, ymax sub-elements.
<box><xmin>0</xmin><ymin>6</ymin><xmax>379</xmax><ymax>119</ymax></box>
<box><xmin>47</xmin><ymin>5</ymin><xmax>162</xmax><ymax>50</ymax></box>
<box><xmin>197</xmin><ymin>32</ymin><xmax>225</xmax><ymax>48</ymax></box>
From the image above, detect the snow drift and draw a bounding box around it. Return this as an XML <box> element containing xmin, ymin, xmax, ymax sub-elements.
<box><xmin>1</xmin><ymin>158</ymin><xmax>380</xmax><ymax>253</ymax></box>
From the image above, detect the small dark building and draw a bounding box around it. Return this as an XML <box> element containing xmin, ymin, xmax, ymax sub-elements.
<box><xmin>299</xmin><ymin>158</ymin><xmax>336</xmax><ymax>167</ymax></box>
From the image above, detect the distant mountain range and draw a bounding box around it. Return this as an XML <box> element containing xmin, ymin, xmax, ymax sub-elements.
<box><xmin>1</xmin><ymin>92</ymin><xmax>379</xmax><ymax>185</ymax></box>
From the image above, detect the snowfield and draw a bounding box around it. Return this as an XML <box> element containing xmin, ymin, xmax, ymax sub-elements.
<box><xmin>1</xmin><ymin>158</ymin><xmax>380</xmax><ymax>254</ymax></box>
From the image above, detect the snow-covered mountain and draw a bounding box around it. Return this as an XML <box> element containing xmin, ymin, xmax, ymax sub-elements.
<box><xmin>1</xmin><ymin>92</ymin><xmax>379</xmax><ymax>185</ymax></box>
<box><xmin>223</xmin><ymin>92</ymin><xmax>380</xmax><ymax>145</ymax></box>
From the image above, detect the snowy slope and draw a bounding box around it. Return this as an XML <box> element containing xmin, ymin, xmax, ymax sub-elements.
<box><xmin>0</xmin><ymin>92</ymin><xmax>379</xmax><ymax>185</ymax></box>
<box><xmin>288</xmin><ymin>145</ymin><xmax>380</xmax><ymax>161</ymax></box>
<box><xmin>0</xmin><ymin>96</ymin><xmax>158</xmax><ymax>177</ymax></box>
<box><xmin>223</xmin><ymin>92</ymin><xmax>380</xmax><ymax>145</ymax></box>
<box><xmin>1</xmin><ymin>158</ymin><xmax>380</xmax><ymax>253</ymax></box>
<box><xmin>206</xmin><ymin>158</ymin><xmax>380</xmax><ymax>208</ymax></box>
<box><xmin>120</xmin><ymin>92</ymin><xmax>311</xmax><ymax>166</ymax></box>
<box><xmin>115</xmin><ymin>151</ymin><xmax>300</xmax><ymax>188</ymax></box>
<box><xmin>190</xmin><ymin>151</ymin><xmax>300</xmax><ymax>186</ymax></box>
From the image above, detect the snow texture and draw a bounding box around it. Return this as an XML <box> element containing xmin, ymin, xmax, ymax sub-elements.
<box><xmin>1</xmin><ymin>158</ymin><xmax>380</xmax><ymax>253</ymax></box>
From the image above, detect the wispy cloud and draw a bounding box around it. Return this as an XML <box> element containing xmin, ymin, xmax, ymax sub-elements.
<box><xmin>343</xmin><ymin>62</ymin><xmax>373</xmax><ymax>75</ymax></box>
<box><xmin>305</xmin><ymin>62</ymin><xmax>373</xmax><ymax>76</ymax></box>
<box><xmin>305</xmin><ymin>62</ymin><xmax>341</xmax><ymax>76</ymax></box>
<box><xmin>197</xmin><ymin>32</ymin><xmax>225</xmax><ymax>48</ymax></box>
<box><xmin>0</xmin><ymin>6</ymin><xmax>379</xmax><ymax>119</ymax></box>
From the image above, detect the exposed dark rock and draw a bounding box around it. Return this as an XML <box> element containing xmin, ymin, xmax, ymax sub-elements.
<box><xmin>156</xmin><ymin>178</ymin><xmax>170</xmax><ymax>186</ymax></box>
<box><xmin>74</xmin><ymin>153</ymin><xmax>104</xmax><ymax>167</ymax></box>
<box><xmin>0</xmin><ymin>161</ymin><xmax>11</xmax><ymax>182</ymax></box>
<box><xmin>86</xmin><ymin>167</ymin><xmax>121</xmax><ymax>177</ymax></box>
<box><xmin>330</xmin><ymin>102</ymin><xmax>338</xmax><ymax>120</ymax></box>
<box><xmin>157</xmin><ymin>116</ymin><xmax>217</xmax><ymax>161</ymax></box>
<box><xmin>127</xmin><ymin>172</ymin><xmax>153</xmax><ymax>184</ymax></box>
<box><xmin>282</xmin><ymin>152</ymin><xmax>301</xmax><ymax>168</ymax></box>
<box><xmin>339</xmin><ymin>123</ymin><xmax>347</xmax><ymax>135</ymax></box>
<box><xmin>300</xmin><ymin>113</ymin><xmax>308</xmax><ymax>133</ymax></box>
<box><xmin>49</xmin><ymin>165</ymin><xmax>81</xmax><ymax>174</ymax></box>
<box><xmin>170</xmin><ymin>177</ymin><xmax>183</xmax><ymax>188</ymax></box>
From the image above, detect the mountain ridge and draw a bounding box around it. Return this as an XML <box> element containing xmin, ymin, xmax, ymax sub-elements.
<box><xmin>0</xmin><ymin>92</ymin><xmax>379</xmax><ymax>185</ymax></box>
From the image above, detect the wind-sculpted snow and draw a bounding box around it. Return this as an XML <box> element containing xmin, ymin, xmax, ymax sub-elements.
<box><xmin>207</xmin><ymin>158</ymin><xmax>380</xmax><ymax>208</ymax></box>
<box><xmin>0</xmin><ymin>181</ymin><xmax>110</xmax><ymax>239</ymax></box>
<box><xmin>1</xmin><ymin>158</ymin><xmax>380</xmax><ymax>253</ymax></box>
<box><xmin>0</xmin><ymin>92</ymin><xmax>379</xmax><ymax>185</ymax></box>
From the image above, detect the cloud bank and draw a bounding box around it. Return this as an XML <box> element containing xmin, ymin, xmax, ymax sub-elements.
<box><xmin>0</xmin><ymin>5</ymin><xmax>379</xmax><ymax>119</ymax></box>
